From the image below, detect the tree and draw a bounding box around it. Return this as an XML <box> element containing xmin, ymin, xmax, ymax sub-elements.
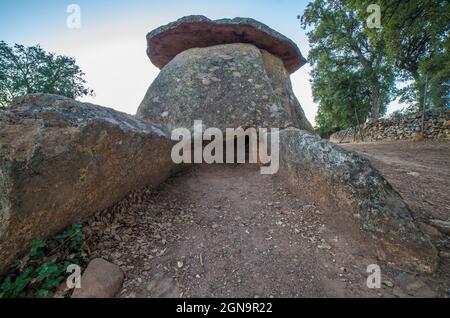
<box><xmin>355</xmin><ymin>0</ymin><xmax>449</xmax><ymax>110</ymax></box>
<box><xmin>0</xmin><ymin>41</ymin><xmax>93</xmax><ymax>108</ymax></box>
<box><xmin>301</xmin><ymin>0</ymin><xmax>395</xmax><ymax>138</ymax></box>
<box><xmin>419</xmin><ymin>43</ymin><xmax>450</xmax><ymax>109</ymax></box>
<box><xmin>312</xmin><ymin>56</ymin><xmax>373</xmax><ymax>138</ymax></box>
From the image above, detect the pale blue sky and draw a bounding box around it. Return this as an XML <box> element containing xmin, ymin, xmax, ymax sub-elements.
<box><xmin>0</xmin><ymin>0</ymin><xmax>403</xmax><ymax>124</ymax></box>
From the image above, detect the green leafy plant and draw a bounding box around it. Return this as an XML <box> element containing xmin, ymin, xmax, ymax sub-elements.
<box><xmin>0</xmin><ymin>41</ymin><xmax>94</xmax><ymax>108</ymax></box>
<box><xmin>0</xmin><ymin>224</ymin><xmax>84</xmax><ymax>298</ymax></box>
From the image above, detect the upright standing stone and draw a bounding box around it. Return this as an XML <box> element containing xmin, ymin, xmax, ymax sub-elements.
<box><xmin>137</xmin><ymin>16</ymin><xmax>314</xmax><ymax>133</ymax></box>
<box><xmin>138</xmin><ymin>16</ymin><xmax>437</xmax><ymax>272</ymax></box>
<box><xmin>0</xmin><ymin>94</ymin><xmax>176</xmax><ymax>273</ymax></box>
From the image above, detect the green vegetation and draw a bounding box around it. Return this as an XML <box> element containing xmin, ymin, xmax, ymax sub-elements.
<box><xmin>0</xmin><ymin>41</ymin><xmax>93</xmax><ymax>108</ymax></box>
<box><xmin>0</xmin><ymin>224</ymin><xmax>84</xmax><ymax>298</ymax></box>
<box><xmin>301</xmin><ymin>0</ymin><xmax>449</xmax><ymax>138</ymax></box>
<box><xmin>358</xmin><ymin>0</ymin><xmax>449</xmax><ymax>111</ymax></box>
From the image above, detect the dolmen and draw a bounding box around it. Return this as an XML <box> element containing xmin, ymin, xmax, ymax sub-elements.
<box><xmin>0</xmin><ymin>16</ymin><xmax>437</xmax><ymax>274</ymax></box>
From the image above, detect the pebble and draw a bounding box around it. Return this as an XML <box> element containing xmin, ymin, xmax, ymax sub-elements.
<box><xmin>383</xmin><ymin>280</ymin><xmax>394</xmax><ymax>288</ymax></box>
<box><xmin>318</xmin><ymin>242</ymin><xmax>332</xmax><ymax>250</ymax></box>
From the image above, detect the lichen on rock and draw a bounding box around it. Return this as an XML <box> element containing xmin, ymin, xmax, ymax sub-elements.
<box><xmin>137</xmin><ymin>43</ymin><xmax>314</xmax><ymax>133</ymax></box>
<box><xmin>277</xmin><ymin>128</ymin><xmax>438</xmax><ymax>272</ymax></box>
<box><xmin>146</xmin><ymin>15</ymin><xmax>306</xmax><ymax>74</ymax></box>
<box><xmin>0</xmin><ymin>94</ymin><xmax>177</xmax><ymax>273</ymax></box>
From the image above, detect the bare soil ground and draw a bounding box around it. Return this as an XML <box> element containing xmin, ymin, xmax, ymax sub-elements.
<box><xmin>83</xmin><ymin>141</ymin><xmax>450</xmax><ymax>298</ymax></box>
<box><xmin>341</xmin><ymin>141</ymin><xmax>450</xmax><ymax>222</ymax></box>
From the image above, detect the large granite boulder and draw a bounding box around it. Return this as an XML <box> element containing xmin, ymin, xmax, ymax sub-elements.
<box><xmin>137</xmin><ymin>43</ymin><xmax>314</xmax><ymax>133</ymax></box>
<box><xmin>0</xmin><ymin>16</ymin><xmax>437</xmax><ymax>277</ymax></box>
<box><xmin>146</xmin><ymin>15</ymin><xmax>306</xmax><ymax>74</ymax></box>
<box><xmin>277</xmin><ymin>128</ymin><xmax>438</xmax><ymax>272</ymax></box>
<box><xmin>137</xmin><ymin>16</ymin><xmax>438</xmax><ymax>273</ymax></box>
<box><xmin>0</xmin><ymin>94</ymin><xmax>177</xmax><ymax>273</ymax></box>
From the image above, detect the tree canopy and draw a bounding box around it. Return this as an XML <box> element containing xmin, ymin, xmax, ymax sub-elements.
<box><xmin>301</xmin><ymin>0</ymin><xmax>395</xmax><ymax>138</ymax></box>
<box><xmin>0</xmin><ymin>41</ymin><xmax>93</xmax><ymax>108</ymax></box>
<box><xmin>358</xmin><ymin>0</ymin><xmax>449</xmax><ymax>110</ymax></box>
<box><xmin>302</xmin><ymin>0</ymin><xmax>449</xmax><ymax>138</ymax></box>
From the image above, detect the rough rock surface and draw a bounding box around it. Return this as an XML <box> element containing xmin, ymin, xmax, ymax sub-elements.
<box><xmin>277</xmin><ymin>128</ymin><xmax>438</xmax><ymax>273</ymax></box>
<box><xmin>84</xmin><ymin>164</ymin><xmax>449</xmax><ymax>298</ymax></box>
<box><xmin>0</xmin><ymin>94</ymin><xmax>176</xmax><ymax>273</ymax></box>
<box><xmin>71</xmin><ymin>258</ymin><xmax>124</xmax><ymax>298</ymax></box>
<box><xmin>146</xmin><ymin>15</ymin><xmax>306</xmax><ymax>74</ymax></box>
<box><xmin>330</xmin><ymin>109</ymin><xmax>450</xmax><ymax>143</ymax></box>
<box><xmin>430</xmin><ymin>220</ymin><xmax>450</xmax><ymax>236</ymax></box>
<box><xmin>137</xmin><ymin>43</ymin><xmax>314</xmax><ymax>133</ymax></box>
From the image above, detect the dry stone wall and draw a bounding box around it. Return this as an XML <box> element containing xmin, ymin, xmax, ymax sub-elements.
<box><xmin>330</xmin><ymin>109</ymin><xmax>450</xmax><ymax>143</ymax></box>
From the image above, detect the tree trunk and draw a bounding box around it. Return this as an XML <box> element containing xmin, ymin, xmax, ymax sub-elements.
<box><xmin>351</xmin><ymin>45</ymin><xmax>382</xmax><ymax>120</ymax></box>
<box><xmin>411</xmin><ymin>71</ymin><xmax>424</xmax><ymax>112</ymax></box>
<box><xmin>354</xmin><ymin>107</ymin><xmax>365</xmax><ymax>142</ymax></box>
<box><xmin>421</xmin><ymin>75</ymin><xmax>429</xmax><ymax>134</ymax></box>
<box><xmin>370</xmin><ymin>86</ymin><xmax>381</xmax><ymax>120</ymax></box>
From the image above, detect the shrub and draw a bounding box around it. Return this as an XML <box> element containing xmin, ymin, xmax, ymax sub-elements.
<box><xmin>0</xmin><ymin>224</ymin><xmax>84</xmax><ymax>298</ymax></box>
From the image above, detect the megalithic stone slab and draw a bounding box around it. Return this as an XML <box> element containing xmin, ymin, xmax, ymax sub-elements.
<box><xmin>0</xmin><ymin>94</ymin><xmax>177</xmax><ymax>273</ymax></box>
<box><xmin>278</xmin><ymin>128</ymin><xmax>438</xmax><ymax>273</ymax></box>
<box><xmin>146</xmin><ymin>15</ymin><xmax>307</xmax><ymax>74</ymax></box>
<box><xmin>137</xmin><ymin>43</ymin><xmax>314</xmax><ymax>133</ymax></box>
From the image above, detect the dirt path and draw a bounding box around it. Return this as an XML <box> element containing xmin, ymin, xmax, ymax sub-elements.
<box><xmin>341</xmin><ymin>141</ymin><xmax>450</xmax><ymax>295</ymax></box>
<box><xmin>83</xmin><ymin>162</ymin><xmax>449</xmax><ymax>298</ymax></box>
<box><xmin>341</xmin><ymin>141</ymin><xmax>450</xmax><ymax>222</ymax></box>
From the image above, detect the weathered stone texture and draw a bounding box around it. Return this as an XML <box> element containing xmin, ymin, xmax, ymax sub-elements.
<box><xmin>330</xmin><ymin>109</ymin><xmax>450</xmax><ymax>143</ymax></box>
<box><xmin>278</xmin><ymin>128</ymin><xmax>438</xmax><ymax>272</ymax></box>
<box><xmin>146</xmin><ymin>15</ymin><xmax>306</xmax><ymax>74</ymax></box>
<box><xmin>71</xmin><ymin>258</ymin><xmax>124</xmax><ymax>298</ymax></box>
<box><xmin>137</xmin><ymin>43</ymin><xmax>314</xmax><ymax>133</ymax></box>
<box><xmin>0</xmin><ymin>94</ymin><xmax>176</xmax><ymax>273</ymax></box>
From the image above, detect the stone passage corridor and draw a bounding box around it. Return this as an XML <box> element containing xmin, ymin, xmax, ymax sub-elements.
<box><xmin>83</xmin><ymin>164</ymin><xmax>447</xmax><ymax>298</ymax></box>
